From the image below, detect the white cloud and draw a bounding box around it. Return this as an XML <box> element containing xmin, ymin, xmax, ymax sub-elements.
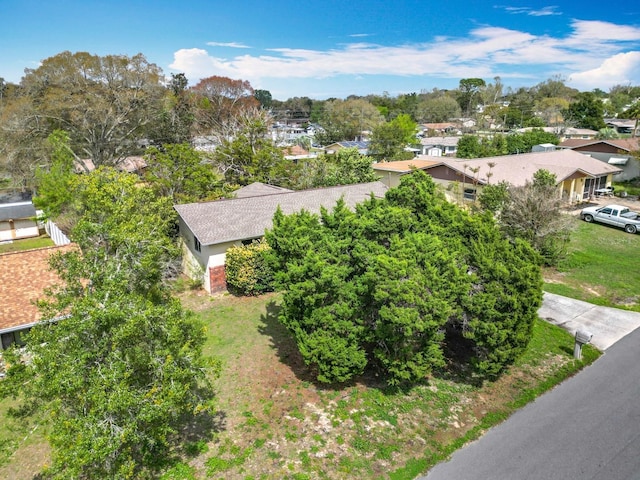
<box><xmin>499</xmin><ymin>5</ymin><xmax>561</xmax><ymax>16</ymax></box>
<box><xmin>169</xmin><ymin>20</ymin><xmax>640</xmax><ymax>92</ymax></box>
<box><xmin>568</xmin><ymin>51</ymin><xmax>640</xmax><ymax>90</ymax></box>
<box><xmin>568</xmin><ymin>20</ymin><xmax>640</xmax><ymax>42</ymax></box>
<box><xmin>206</xmin><ymin>42</ymin><xmax>251</xmax><ymax>48</ymax></box>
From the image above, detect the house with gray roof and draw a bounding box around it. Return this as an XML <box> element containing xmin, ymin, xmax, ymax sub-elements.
<box><xmin>174</xmin><ymin>181</ymin><xmax>388</xmax><ymax>293</ymax></box>
<box><xmin>420</xmin><ymin>136</ymin><xmax>460</xmax><ymax>156</ymax></box>
<box><xmin>0</xmin><ymin>202</ymin><xmax>39</xmax><ymax>242</ymax></box>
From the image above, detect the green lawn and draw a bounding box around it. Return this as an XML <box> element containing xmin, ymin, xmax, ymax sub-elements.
<box><xmin>3</xmin><ymin>215</ymin><xmax>632</xmax><ymax>479</ymax></box>
<box><xmin>163</xmin><ymin>292</ymin><xmax>599</xmax><ymax>480</ymax></box>
<box><xmin>0</xmin><ymin>235</ymin><xmax>55</xmax><ymax>254</ymax></box>
<box><xmin>544</xmin><ymin>218</ymin><xmax>640</xmax><ymax>311</ymax></box>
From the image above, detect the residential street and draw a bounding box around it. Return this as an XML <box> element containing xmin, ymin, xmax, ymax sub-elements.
<box><xmin>421</xmin><ymin>302</ymin><xmax>640</xmax><ymax>480</ymax></box>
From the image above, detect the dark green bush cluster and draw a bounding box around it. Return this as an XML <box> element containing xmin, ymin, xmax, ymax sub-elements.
<box><xmin>225</xmin><ymin>239</ymin><xmax>275</xmax><ymax>295</ymax></box>
<box><xmin>266</xmin><ymin>172</ymin><xmax>543</xmax><ymax>385</ymax></box>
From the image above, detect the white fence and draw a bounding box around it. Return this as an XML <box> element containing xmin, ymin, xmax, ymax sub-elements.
<box><xmin>45</xmin><ymin>220</ymin><xmax>71</xmax><ymax>246</ymax></box>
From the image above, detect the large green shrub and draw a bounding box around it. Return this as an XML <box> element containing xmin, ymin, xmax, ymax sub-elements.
<box><xmin>266</xmin><ymin>172</ymin><xmax>543</xmax><ymax>385</ymax></box>
<box><xmin>225</xmin><ymin>239</ymin><xmax>275</xmax><ymax>295</ymax></box>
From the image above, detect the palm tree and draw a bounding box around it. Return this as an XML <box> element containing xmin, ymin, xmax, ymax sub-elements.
<box><xmin>625</xmin><ymin>101</ymin><xmax>640</xmax><ymax>138</ymax></box>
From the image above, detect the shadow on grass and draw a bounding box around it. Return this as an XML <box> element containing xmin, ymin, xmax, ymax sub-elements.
<box><xmin>256</xmin><ymin>299</ymin><xmax>485</xmax><ymax>392</ymax></box>
<box><xmin>257</xmin><ymin>300</ymin><xmax>318</xmax><ymax>385</ymax></box>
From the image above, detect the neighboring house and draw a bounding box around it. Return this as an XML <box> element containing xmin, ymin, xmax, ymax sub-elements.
<box><xmin>0</xmin><ymin>245</ymin><xmax>75</xmax><ymax>350</ymax></box>
<box><xmin>271</xmin><ymin>124</ymin><xmax>309</xmax><ymax>144</ymax></box>
<box><xmin>605</xmin><ymin>119</ymin><xmax>638</xmax><ymax>136</ymax></box>
<box><xmin>0</xmin><ymin>202</ymin><xmax>39</xmax><ymax>242</ymax></box>
<box><xmin>75</xmin><ymin>156</ymin><xmax>147</xmax><ymax>175</ymax></box>
<box><xmin>420</xmin><ymin>136</ymin><xmax>460</xmax><ymax>156</ymax></box>
<box><xmin>562</xmin><ymin>127</ymin><xmax>599</xmax><ymax>140</ymax></box>
<box><xmin>531</xmin><ymin>143</ymin><xmax>557</xmax><ymax>153</ymax></box>
<box><xmin>324</xmin><ymin>141</ymin><xmax>370</xmax><ymax>155</ymax></box>
<box><xmin>372</xmin><ymin>149</ymin><xmax>621</xmax><ymax>203</ymax></box>
<box><xmin>174</xmin><ymin>181</ymin><xmax>388</xmax><ymax>294</ymax></box>
<box><xmin>281</xmin><ymin>145</ymin><xmax>319</xmax><ymax>162</ymax></box>
<box><xmin>192</xmin><ymin>135</ymin><xmax>219</xmax><ymax>153</ymax></box>
<box><xmin>558</xmin><ymin>138</ymin><xmax>640</xmax><ymax>181</ymax></box>
<box><xmin>514</xmin><ymin>126</ymin><xmax>597</xmax><ymax>141</ymax></box>
<box><xmin>420</xmin><ymin>123</ymin><xmax>461</xmax><ymax>135</ymax></box>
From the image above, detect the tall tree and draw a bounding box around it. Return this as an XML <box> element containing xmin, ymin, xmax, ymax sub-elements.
<box><xmin>1</xmin><ymin>167</ymin><xmax>218</xmax><ymax>478</ymax></box>
<box><xmin>149</xmin><ymin>73</ymin><xmax>194</xmax><ymax>145</ymax></box>
<box><xmin>315</xmin><ymin>98</ymin><xmax>384</xmax><ymax>144</ymax></box>
<box><xmin>144</xmin><ymin>143</ymin><xmax>226</xmax><ymax>203</ymax></box>
<box><xmin>254</xmin><ymin>89</ymin><xmax>273</xmax><ymax>109</ymax></box>
<box><xmin>33</xmin><ymin>130</ymin><xmax>78</xmax><ymax>220</ymax></box>
<box><xmin>562</xmin><ymin>92</ymin><xmax>606</xmax><ymax>131</ymax></box>
<box><xmin>212</xmin><ymin>108</ymin><xmax>290</xmax><ymax>186</ymax></box>
<box><xmin>457</xmin><ymin>78</ymin><xmax>486</xmax><ymax>116</ymax></box>
<box><xmin>416</xmin><ymin>95</ymin><xmax>461</xmax><ymax>123</ymax></box>
<box><xmin>190</xmin><ymin>75</ymin><xmax>258</xmax><ymax>136</ymax></box>
<box><xmin>19</xmin><ymin>51</ymin><xmax>165</xmax><ymax>168</ymax></box>
<box><xmin>369</xmin><ymin>114</ymin><xmax>417</xmax><ymax>161</ymax></box>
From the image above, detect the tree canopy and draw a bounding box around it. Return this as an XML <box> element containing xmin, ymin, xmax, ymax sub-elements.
<box><xmin>1</xmin><ymin>167</ymin><xmax>218</xmax><ymax>478</ymax></box>
<box><xmin>266</xmin><ymin>171</ymin><xmax>542</xmax><ymax>385</ymax></box>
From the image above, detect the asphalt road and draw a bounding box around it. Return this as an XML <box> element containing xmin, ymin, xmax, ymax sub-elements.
<box><xmin>422</xmin><ymin>325</ymin><xmax>640</xmax><ymax>480</ymax></box>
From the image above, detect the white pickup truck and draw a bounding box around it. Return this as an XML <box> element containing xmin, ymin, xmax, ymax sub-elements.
<box><xmin>580</xmin><ymin>204</ymin><xmax>640</xmax><ymax>234</ymax></box>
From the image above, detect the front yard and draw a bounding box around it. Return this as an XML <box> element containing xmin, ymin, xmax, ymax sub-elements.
<box><xmin>3</xmin><ymin>214</ymin><xmax>637</xmax><ymax>479</ymax></box>
<box><xmin>544</xmin><ymin>217</ymin><xmax>640</xmax><ymax>311</ymax></box>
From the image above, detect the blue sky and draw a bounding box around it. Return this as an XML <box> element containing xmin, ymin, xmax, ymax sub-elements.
<box><xmin>1</xmin><ymin>1</ymin><xmax>639</xmax><ymax>100</ymax></box>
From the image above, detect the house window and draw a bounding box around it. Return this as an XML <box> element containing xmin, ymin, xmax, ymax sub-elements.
<box><xmin>463</xmin><ymin>188</ymin><xmax>476</xmax><ymax>201</ymax></box>
<box><xmin>194</xmin><ymin>236</ymin><xmax>201</xmax><ymax>253</ymax></box>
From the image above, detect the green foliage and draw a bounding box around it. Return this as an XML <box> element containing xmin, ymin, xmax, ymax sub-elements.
<box><xmin>456</xmin><ymin>135</ymin><xmax>482</xmax><ymax>158</ymax></box>
<box><xmin>290</xmin><ymin>147</ymin><xmax>377</xmax><ymax>189</ymax></box>
<box><xmin>33</xmin><ymin>130</ymin><xmax>78</xmax><ymax>220</ymax></box>
<box><xmin>20</xmin><ymin>51</ymin><xmax>165</xmax><ymax>168</ymax></box>
<box><xmin>266</xmin><ymin>171</ymin><xmax>542</xmax><ymax>385</ymax></box>
<box><xmin>458</xmin><ymin>130</ymin><xmax>558</xmax><ymax>158</ymax></box>
<box><xmin>254</xmin><ymin>89</ymin><xmax>273</xmax><ymax>109</ymax></box>
<box><xmin>461</xmin><ymin>230</ymin><xmax>543</xmax><ymax>377</ymax></box>
<box><xmin>477</xmin><ymin>181</ymin><xmax>510</xmax><ymax>213</ymax></box>
<box><xmin>69</xmin><ymin>167</ymin><xmax>178</xmax><ymax>295</ymax></box>
<box><xmin>225</xmin><ymin>239</ymin><xmax>275</xmax><ymax>295</ymax></box>
<box><xmin>212</xmin><ymin>110</ymin><xmax>292</xmax><ymax>186</ymax></box>
<box><xmin>0</xmin><ymin>165</ymin><xmax>219</xmax><ymax>478</ymax></box>
<box><xmin>457</xmin><ymin>78</ymin><xmax>486</xmax><ymax>115</ymax></box>
<box><xmin>144</xmin><ymin>143</ymin><xmax>225</xmax><ymax>203</ymax></box>
<box><xmin>563</xmin><ymin>92</ymin><xmax>606</xmax><ymax>131</ymax></box>
<box><xmin>369</xmin><ymin>114</ymin><xmax>418</xmax><ymax>161</ymax></box>
<box><xmin>532</xmin><ymin>168</ymin><xmax>557</xmax><ymax>187</ymax></box>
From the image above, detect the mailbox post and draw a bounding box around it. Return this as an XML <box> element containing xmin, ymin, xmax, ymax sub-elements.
<box><xmin>574</xmin><ymin>330</ymin><xmax>593</xmax><ymax>360</ymax></box>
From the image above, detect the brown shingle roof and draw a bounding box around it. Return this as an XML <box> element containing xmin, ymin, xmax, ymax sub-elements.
<box><xmin>372</xmin><ymin>159</ymin><xmax>443</xmax><ymax>173</ymax></box>
<box><xmin>559</xmin><ymin>138</ymin><xmax>640</xmax><ymax>152</ymax></box>
<box><xmin>174</xmin><ymin>182</ymin><xmax>388</xmax><ymax>246</ymax></box>
<box><xmin>0</xmin><ymin>245</ymin><xmax>75</xmax><ymax>333</ymax></box>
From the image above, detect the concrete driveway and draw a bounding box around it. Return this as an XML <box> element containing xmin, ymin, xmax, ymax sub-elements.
<box><xmin>539</xmin><ymin>292</ymin><xmax>640</xmax><ymax>350</ymax></box>
<box><xmin>421</xmin><ymin>294</ymin><xmax>640</xmax><ymax>480</ymax></box>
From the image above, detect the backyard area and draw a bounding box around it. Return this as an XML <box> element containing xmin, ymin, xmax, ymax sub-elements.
<box><xmin>1</xmin><ymin>211</ymin><xmax>639</xmax><ymax>479</ymax></box>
